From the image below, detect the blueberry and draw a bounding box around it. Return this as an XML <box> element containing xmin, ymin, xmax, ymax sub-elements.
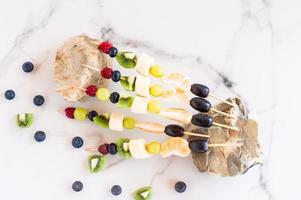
<box><xmin>109</xmin><ymin>92</ymin><xmax>119</xmax><ymax>104</ymax></box>
<box><xmin>4</xmin><ymin>89</ymin><xmax>15</xmax><ymax>100</ymax></box>
<box><xmin>33</xmin><ymin>95</ymin><xmax>45</xmax><ymax>106</ymax></box>
<box><xmin>175</xmin><ymin>181</ymin><xmax>186</xmax><ymax>193</ymax></box>
<box><xmin>111</xmin><ymin>70</ymin><xmax>121</xmax><ymax>82</ymax></box>
<box><xmin>109</xmin><ymin>47</ymin><xmax>118</xmax><ymax>58</ymax></box>
<box><xmin>108</xmin><ymin>143</ymin><xmax>117</xmax><ymax>155</ymax></box>
<box><xmin>72</xmin><ymin>181</ymin><xmax>83</xmax><ymax>192</ymax></box>
<box><xmin>88</xmin><ymin>111</ymin><xmax>98</xmax><ymax>121</ymax></box>
<box><xmin>111</xmin><ymin>185</ymin><xmax>122</xmax><ymax>196</ymax></box>
<box><xmin>72</xmin><ymin>136</ymin><xmax>84</xmax><ymax>148</ymax></box>
<box><xmin>34</xmin><ymin>131</ymin><xmax>46</xmax><ymax>142</ymax></box>
<box><xmin>22</xmin><ymin>62</ymin><xmax>34</xmax><ymax>73</ymax></box>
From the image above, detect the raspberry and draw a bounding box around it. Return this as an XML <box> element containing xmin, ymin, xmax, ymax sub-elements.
<box><xmin>101</xmin><ymin>67</ymin><xmax>113</xmax><ymax>79</ymax></box>
<box><xmin>85</xmin><ymin>85</ymin><xmax>97</xmax><ymax>96</ymax></box>
<box><xmin>98</xmin><ymin>42</ymin><xmax>112</xmax><ymax>54</ymax></box>
<box><xmin>65</xmin><ymin>107</ymin><xmax>75</xmax><ymax>119</ymax></box>
<box><xmin>98</xmin><ymin>143</ymin><xmax>109</xmax><ymax>155</ymax></box>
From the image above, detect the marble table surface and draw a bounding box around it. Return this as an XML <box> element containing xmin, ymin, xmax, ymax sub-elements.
<box><xmin>0</xmin><ymin>0</ymin><xmax>297</xmax><ymax>199</ymax></box>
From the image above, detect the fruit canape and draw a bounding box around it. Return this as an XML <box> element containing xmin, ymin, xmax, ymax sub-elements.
<box><xmin>63</xmin><ymin>107</ymin><xmax>209</xmax><ymax>138</ymax></box>
<box><xmin>86</xmin><ymin>137</ymin><xmax>242</xmax><ymax>173</ymax></box>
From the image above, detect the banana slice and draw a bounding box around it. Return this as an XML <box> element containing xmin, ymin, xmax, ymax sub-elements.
<box><xmin>160</xmin><ymin>88</ymin><xmax>189</xmax><ymax>104</ymax></box>
<box><xmin>109</xmin><ymin>112</ymin><xmax>124</xmax><ymax>131</ymax></box>
<box><xmin>129</xmin><ymin>139</ymin><xmax>152</xmax><ymax>159</ymax></box>
<box><xmin>131</xmin><ymin>96</ymin><xmax>148</xmax><ymax>114</ymax></box>
<box><xmin>135</xmin><ymin>74</ymin><xmax>150</xmax><ymax>98</ymax></box>
<box><xmin>160</xmin><ymin>137</ymin><xmax>191</xmax><ymax>158</ymax></box>
<box><xmin>135</xmin><ymin>122</ymin><xmax>165</xmax><ymax>134</ymax></box>
<box><xmin>161</xmin><ymin>72</ymin><xmax>191</xmax><ymax>89</ymax></box>
<box><xmin>135</xmin><ymin>54</ymin><xmax>154</xmax><ymax>76</ymax></box>
<box><xmin>159</xmin><ymin>107</ymin><xmax>192</xmax><ymax>124</ymax></box>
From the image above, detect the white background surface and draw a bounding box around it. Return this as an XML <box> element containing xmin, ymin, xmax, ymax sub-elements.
<box><xmin>0</xmin><ymin>0</ymin><xmax>297</xmax><ymax>199</ymax></box>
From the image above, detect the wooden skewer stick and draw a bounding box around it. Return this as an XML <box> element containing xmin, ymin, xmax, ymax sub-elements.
<box><xmin>183</xmin><ymin>131</ymin><xmax>210</xmax><ymax>138</ymax></box>
<box><xmin>189</xmin><ymin>139</ymin><xmax>243</xmax><ymax>153</ymax></box>
<box><xmin>208</xmin><ymin>94</ymin><xmax>236</xmax><ymax>107</ymax></box>
<box><xmin>210</xmin><ymin>108</ymin><xmax>235</xmax><ymax>118</ymax></box>
<box><xmin>191</xmin><ymin>114</ymin><xmax>239</xmax><ymax>131</ymax></box>
<box><xmin>208</xmin><ymin>143</ymin><xmax>242</xmax><ymax>148</ymax></box>
<box><xmin>83</xmin><ymin>64</ymin><xmax>100</xmax><ymax>72</ymax></box>
<box><xmin>190</xmin><ymin>97</ymin><xmax>236</xmax><ymax>119</ymax></box>
<box><xmin>212</xmin><ymin>122</ymin><xmax>239</xmax><ymax>131</ymax></box>
<box><xmin>90</xmin><ymin>40</ymin><xmax>100</xmax><ymax>46</ymax></box>
<box><xmin>85</xmin><ymin>148</ymin><xmax>98</xmax><ymax>152</ymax></box>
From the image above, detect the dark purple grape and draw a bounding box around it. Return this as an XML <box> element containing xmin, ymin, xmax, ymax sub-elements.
<box><xmin>191</xmin><ymin>114</ymin><xmax>213</xmax><ymax>127</ymax></box>
<box><xmin>189</xmin><ymin>140</ymin><xmax>208</xmax><ymax>153</ymax></box>
<box><xmin>190</xmin><ymin>97</ymin><xmax>211</xmax><ymax>112</ymax></box>
<box><xmin>190</xmin><ymin>84</ymin><xmax>210</xmax><ymax>98</ymax></box>
<box><xmin>164</xmin><ymin>124</ymin><xmax>184</xmax><ymax>137</ymax></box>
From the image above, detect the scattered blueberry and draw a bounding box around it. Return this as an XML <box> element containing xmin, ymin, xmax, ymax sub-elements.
<box><xmin>175</xmin><ymin>181</ymin><xmax>186</xmax><ymax>193</ymax></box>
<box><xmin>108</xmin><ymin>143</ymin><xmax>117</xmax><ymax>155</ymax></box>
<box><xmin>72</xmin><ymin>181</ymin><xmax>83</xmax><ymax>192</ymax></box>
<box><xmin>109</xmin><ymin>92</ymin><xmax>119</xmax><ymax>104</ymax></box>
<box><xmin>33</xmin><ymin>95</ymin><xmax>45</xmax><ymax>106</ymax></box>
<box><xmin>34</xmin><ymin>131</ymin><xmax>46</xmax><ymax>142</ymax></box>
<box><xmin>88</xmin><ymin>111</ymin><xmax>98</xmax><ymax>121</ymax></box>
<box><xmin>111</xmin><ymin>185</ymin><xmax>122</xmax><ymax>196</ymax></box>
<box><xmin>111</xmin><ymin>70</ymin><xmax>121</xmax><ymax>82</ymax></box>
<box><xmin>72</xmin><ymin>136</ymin><xmax>84</xmax><ymax>148</ymax></box>
<box><xmin>22</xmin><ymin>61</ymin><xmax>34</xmax><ymax>73</ymax></box>
<box><xmin>109</xmin><ymin>47</ymin><xmax>118</xmax><ymax>58</ymax></box>
<box><xmin>4</xmin><ymin>89</ymin><xmax>15</xmax><ymax>100</ymax></box>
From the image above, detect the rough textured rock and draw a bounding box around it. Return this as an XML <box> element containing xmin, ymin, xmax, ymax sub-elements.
<box><xmin>188</xmin><ymin>98</ymin><xmax>261</xmax><ymax>176</ymax></box>
<box><xmin>55</xmin><ymin>34</ymin><xmax>112</xmax><ymax>102</ymax></box>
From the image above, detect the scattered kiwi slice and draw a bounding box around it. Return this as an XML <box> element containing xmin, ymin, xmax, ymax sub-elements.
<box><xmin>116</xmin><ymin>52</ymin><xmax>137</xmax><ymax>69</ymax></box>
<box><xmin>88</xmin><ymin>155</ymin><xmax>107</xmax><ymax>173</ymax></box>
<box><xmin>120</xmin><ymin>76</ymin><xmax>136</xmax><ymax>91</ymax></box>
<box><xmin>93</xmin><ymin>114</ymin><xmax>110</xmax><ymax>128</ymax></box>
<box><xmin>134</xmin><ymin>186</ymin><xmax>153</xmax><ymax>200</ymax></box>
<box><xmin>17</xmin><ymin>113</ymin><xmax>34</xmax><ymax>128</ymax></box>
<box><xmin>116</xmin><ymin>138</ymin><xmax>132</xmax><ymax>159</ymax></box>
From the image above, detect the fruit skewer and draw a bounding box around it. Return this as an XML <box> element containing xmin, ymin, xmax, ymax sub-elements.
<box><xmin>64</xmin><ymin>103</ymin><xmax>238</xmax><ymax>131</ymax></box>
<box><xmin>63</xmin><ymin>107</ymin><xmax>210</xmax><ymax>138</ymax></box>
<box><xmin>86</xmin><ymin>137</ymin><xmax>242</xmax><ymax>173</ymax></box>
<box><xmin>90</xmin><ymin>40</ymin><xmax>236</xmax><ymax>107</ymax></box>
<box><xmin>82</xmin><ymin>84</ymin><xmax>235</xmax><ymax>120</ymax></box>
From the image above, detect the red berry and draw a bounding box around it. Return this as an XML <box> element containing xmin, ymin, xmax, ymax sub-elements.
<box><xmin>101</xmin><ymin>67</ymin><xmax>113</xmax><ymax>79</ymax></box>
<box><xmin>85</xmin><ymin>85</ymin><xmax>97</xmax><ymax>96</ymax></box>
<box><xmin>65</xmin><ymin>107</ymin><xmax>75</xmax><ymax>119</ymax></box>
<box><xmin>98</xmin><ymin>42</ymin><xmax>112</xmax><ymax>54</ymax></box>
<box><xmin>98</xmin><ymin>143</ymin><xmax>109</xmax><ymax>155</ymax></box>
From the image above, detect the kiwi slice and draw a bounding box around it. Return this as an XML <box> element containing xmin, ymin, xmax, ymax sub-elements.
<box><xmin>117</xmin><ymin>93</ymin><xmax>134</xmax><ymax>109</ymax></box>
<box><xmin>93</xmin><ymin>114</ymin><xmax>110</xmax><ymax>128</ymax></box>
<box><xmin>120</xmin><ymin>76</ymin><xmax>136</xmax><ymax>91</ymax></box>
<box><xmin>116</xmin><ymin>52</ymin><xmax>137</xmax><ymax>69</ymax></box>
<box><xmin>134</xmin><ymin>186</ymin><xmax>153</xmax><ymax>200</ymax></box>
<box><xmin>88</xmin><ymin>155</ymin><xmax>107</xmax><ymax>173</ymax></box>
<box><xmin>17</xmin><ymin>113</ymin><xmax>34</xmax><ymax>128</ymax></box>
<box><xmin>116</xmin><ymin>138</ymin><xmax>132</xmax><ymax>159</ymax></box>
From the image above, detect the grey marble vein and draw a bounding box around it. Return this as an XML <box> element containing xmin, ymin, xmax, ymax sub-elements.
<box><xmin>259</xmin><ymin>165</ymin><xmax>274</xmax><ymax>200</ymax></box>
<box><xmin>0</xmin><ymin>0</ymin><xmax>58</xmax><ymax>75</ymax></box>
<box><xmin>99</xmin><ymin>25</ymin><xmax>240</xmax><ymax>95</ymax></box>
<box><xmin>149</xmin><ymin>157</ymin><xmax>175</xmax><ymax>185</ymax></box>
